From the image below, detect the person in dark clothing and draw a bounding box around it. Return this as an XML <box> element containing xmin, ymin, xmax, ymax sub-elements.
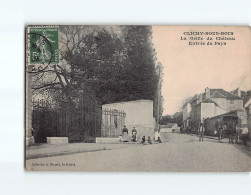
<box><xmin>121</xmin><ymin>126</ymin><xmax>129</xmax><ymax>142</ymax></box>
<box><xmin>218</xmin><ymin>125</ymin><xmax>224</xmax><ymax>142</ymax></box>
<box><xmin>141</xmin><ymin>136</ymin><xmax>146</xmax><ymax>144</ymax></box>
<box><xmin>241</xmin><ymin>124</ymin><xmax>249</xmax><ymax>145</ymax></box>
<box><xmin>228</xmin><ymin>121</ymin><xmax>236</xmax><ymax>144</ymax></box>
<box><xmin>157</xmin><ymin>137</ymin><xmax>162</xmax><ymax>143</ymax></box>
<box><xmin>147</xmin><ymin>136</ymin><xmax>152</xmax><ymax>144</ymax></box>
<box><xmin>122</xmin><ymin>126</ymin><xmax>128</xmax><ymax>134</ymax></box>
<box><xmin>132</xmin><ymin>127</ymin><xmax>137</xmax><ymax>142</ymax></box>
<box><xmin>198</xmin><ymin>123</ymin><xmax>204</xmax><ymax>141</ymax></box>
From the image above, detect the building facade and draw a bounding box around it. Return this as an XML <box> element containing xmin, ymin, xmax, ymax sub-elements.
<box><xmin>232</xmin><ymin>88</ymin><xmax>251</xmax><ymax>138</ymax></box>
<box><xmin>182</xmin><ymin>102</ymin><xmax>191</xmax><ymax>130</ymax></box>
<box><xmin>244</xmin><ymin>99</ymin><xmax>251</xmax><ymax>139</ymax></box>
<box><xmin>183</xmin><ymin>87</ymin><xmax>244</xmax><ymax>133</ymax></box>
<box><xmin>161</xmin><ymin>123</ymin><xmax>180</xmax><ymax>133</ymax></box>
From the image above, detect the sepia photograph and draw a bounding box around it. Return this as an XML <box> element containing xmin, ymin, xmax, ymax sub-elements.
<box><xmin>25</xmin><ymin>25</ymin><xmax>251</xmax><ymax>171</ymax></box>
<box><xmin>1</xmin><ymin>1</ymin><xmax>251</xmax><ymax>194</ymax></box>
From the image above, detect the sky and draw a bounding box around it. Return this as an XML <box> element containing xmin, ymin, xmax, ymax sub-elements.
<box><xmin>152</xmin><ymin>26</ymin><xmax>251</xmax><ymax>115</ymax></box>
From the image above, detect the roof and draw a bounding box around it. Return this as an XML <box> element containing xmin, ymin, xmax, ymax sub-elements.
<box><xmin>242</xmin><ymin>91</ymin><xmax>251</xmax><ymax>105</ymax></box>
<box><xmin>166</xmin><ymin>123</ymin><xmax>177</xmax><ymax>128</ymax></box>
<box><xmin>190</xmin><ymin>94</ymin><xmax>199</xmax><ymax>103</ymax></box>
<box><xmin>244</xmin><ymin>98</ymin><xmax>251</xmax><ymax>108</ymax></box>
<box><xmin>182</xmin><ymin>97</ymin><xmax>193</xmax><ymax>108</ymax></box>
<box><xmin>211</xmin><ymin>91</ymin><xmax>226</xmax><ymax>98</ymax></box>
<box><xmin>196</xmin><ymin>98</ymin><xmax>218</xmax><ymax>106</ymax></box>
<box><xmin>182</xmin><ymin>101</ymin><xmax>190</xmax><ymax>108</ymax></box>
<box><xmin>209</xmin><ymin>89</ymin><xmax>242</xmax><ymax>100</ymax></box>
<box><xmin>204</xmin><ymin>108</ymin><xmax>245</xmax><ymax>120</ymax></box>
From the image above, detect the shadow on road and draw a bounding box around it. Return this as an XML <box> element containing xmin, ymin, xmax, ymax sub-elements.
<box><xmin>233</xmin><ymin>143</ymin><xmax>251</xmax><ymax>158</ymax></box>
<box><xmin>185</xmin><ymin>133</ymin><xmax>251</xmax><ymax>157</ymax></box>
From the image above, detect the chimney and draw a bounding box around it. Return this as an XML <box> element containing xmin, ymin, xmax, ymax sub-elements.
<box><xmin>205</xmin><ymin>87</ymin><xmax>210</xmax><ymax>99</ymax></box>
<box><xmin>237</xmin><ymin>87</ymin><xmax>241</xmax><ymax>97</ymax></box>
<box><xmin>199</xmin><ymin>94</ymin><xmax>202</xmax><ymax>102</ymax></box>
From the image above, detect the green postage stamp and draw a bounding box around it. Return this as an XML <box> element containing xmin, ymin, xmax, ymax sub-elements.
<box><xmin>26</xmin><ymin>26</ymin><xmax>59</xmax><ymax>66</ymax></box>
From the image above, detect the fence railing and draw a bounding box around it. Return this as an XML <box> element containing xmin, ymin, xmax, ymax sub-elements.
<box><xmin>32</xmin><ymin>97</ymin><xmax>101</xmax><ymax>143</ymax></box>
<box><xmin>101</xmin><ymin>108</ymin><xmax>126</xmax><ymax>138</ymax></box>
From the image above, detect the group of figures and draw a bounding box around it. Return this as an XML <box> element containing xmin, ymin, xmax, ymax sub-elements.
<box><xmin>216</xmin><ymin>122</ymin><xmax>249</xmax><ymax>145</ymax></box>
<box><xmin>119</xmin><ymin>126</ymin><xmax>137</xmax><ymax>142</ymax></box>
<box><xmin>198</xmin><ymin>120</ymin><xmax>249</xmax><ymax>145</ymax></box>
<box><xmin>119</xmin><ymin>126</ymin><xmax>162</xmax><ymax>144</ymax></box>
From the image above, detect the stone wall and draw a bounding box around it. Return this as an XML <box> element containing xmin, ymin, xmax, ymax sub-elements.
<box><xmin>26</xmin><ymin>71</ymin><xmax>33</xmax><ymax>146</ymax></box>
<box><xmin>102</xmin><ymin>100</ymin><xmax>155</xmax><ymax>141</ymax></box>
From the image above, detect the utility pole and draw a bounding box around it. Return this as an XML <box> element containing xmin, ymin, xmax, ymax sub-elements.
<box><xmin>156</xmin><ymin>65</ymin><xmax>161</xmax><ymax>130</ymax></box>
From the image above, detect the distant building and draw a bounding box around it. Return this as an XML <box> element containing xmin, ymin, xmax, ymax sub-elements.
<box><xmin>182</xmin><ymin>102</ymin><xmax>191</xmax><ymax>130</ymax></box>
<box><xmin>183</xmin><ymin>87</ymin><xmax>244</xmax><ymax>133</ymax></box>
<box><xmin>160</xmin><ymin>123</ymin><xmax>180</xmax><ymax>133</ymax></box>
<box><xmin>204</xmin><ymin>108</ymin><xmax>247</xmax><ymax>136</ymax></box>
<box><xmin>231</xmin><ymin>88</ymin><xmax>251</xmax><ymax>138</ymax></box>
<box><xmin>244</xmin><ymin>98</ymin><xmax>251</xmax><ymax>138</ymax></box>
<box><xmin>230</xmin><ymin>88</ymin><xmax>251</xmax><ymax>105</ymax></box>
<box><xmin>190</xmin><ymin>94</ymin><xmax>200</xmax><ymax>132</ymax></box>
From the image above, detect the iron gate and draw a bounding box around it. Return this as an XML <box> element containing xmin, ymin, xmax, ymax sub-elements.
<box><xmin>32</xmin><ymin>97</ymin><xmax>101</xmax><ymax>143</ymax></box>
<box><xmin>101</xmin><ymin>108</ymin><xmax>126</xmax><ymax>137</ymax></box>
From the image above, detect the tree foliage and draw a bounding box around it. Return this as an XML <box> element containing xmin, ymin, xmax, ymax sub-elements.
<box><xmin>30</xmin><ymin>25</ymin><xmax>162</xmax><ymax>119</ymax></box>
<box><xmin>160</xmin><ymin>112</ymin><xmax>183</xmax><ymax>127</ymax></box>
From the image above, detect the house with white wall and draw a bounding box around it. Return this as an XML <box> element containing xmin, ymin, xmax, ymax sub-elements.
<box><xmin>160</xmin><ymin>123</ymin><xmax>180</xmax><ymax>133</ymax></box>
<box><xmin>183</xmin><ymin>87</ymin><xmax>244</xmax><ymax>133</ymax></box>
<box><xmin>182</xmin><ymin>102</ymin><xmax>191</xmax><ymax>130</ymax></box>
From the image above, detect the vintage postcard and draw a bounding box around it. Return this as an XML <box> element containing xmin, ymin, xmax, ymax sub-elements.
<box><xmin>25</xmin><ymin>25</ymin><xmax>251</xmax><ymax>171</ymax></box>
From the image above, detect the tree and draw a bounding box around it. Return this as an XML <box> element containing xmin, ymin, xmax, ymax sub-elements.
<box><xmin>31</xmin><ymin>26</ymin><xmax>127</xmax><ymax>105</ymax></box>
<box><xmin>121</xmin><ymin>26</ymin><xmax>158</xmax><ymax>99</ymax></box>
<box><xmin>30</xmin><ymin>26</ymin><xmax>92</xmax><ymax>104</ymax></box>
<box><xmin>30</xmin><ymin>25</ymin><xmax>162</xmax><ymax>118</ymax></box>
<box><xmin>160</xmin><ymin>112</ymin><xmax>183</xmax><ymax>127</ymax></box>
<box><xmin>154</xmin><ymin>62</ymin><xmax>164</xmax><ymax>122</ymax></box>
<box><xmin>119</xmin><ymin>26</ymin><xmax>160</xmax><ymax>119</ymax></box>
<box><xmin>62</xmin><ymin>27</ymin><xmax>128</xmax><ymax>104</ymax></box>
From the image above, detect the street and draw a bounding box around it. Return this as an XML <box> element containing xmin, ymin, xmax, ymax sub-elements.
<box><xmin>26</xmin><ymin>133</ymin><xmax>251</xmax><ymax>172</ymax></box>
